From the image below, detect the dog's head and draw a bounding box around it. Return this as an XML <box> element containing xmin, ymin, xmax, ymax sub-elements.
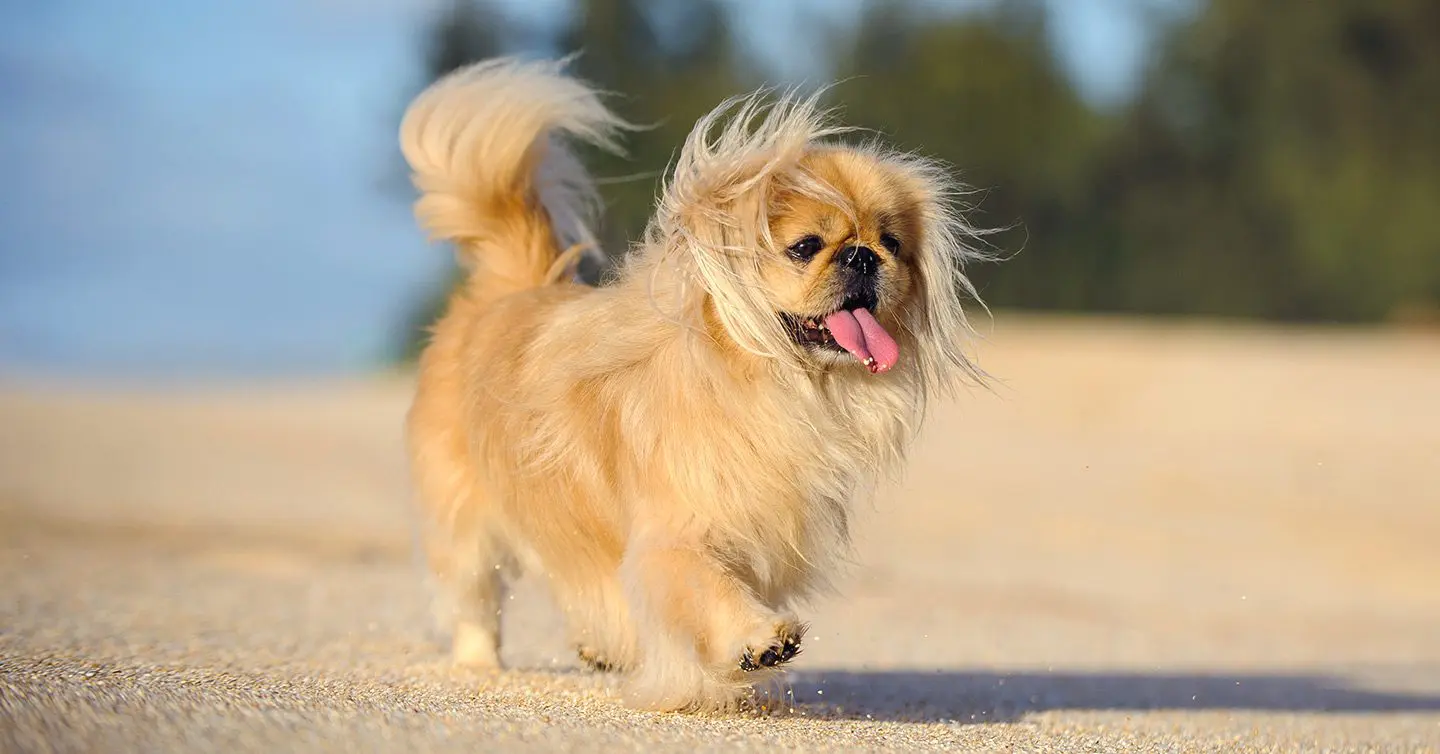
<box><xmin>761</xmin><ymin>147</ymin><xmax>928</xmax><ymax>375</ymax></box>
<box><xmin>644</xmin><ymin>91</ymin><xmax>988</xmax><ymax>392</ymax></box>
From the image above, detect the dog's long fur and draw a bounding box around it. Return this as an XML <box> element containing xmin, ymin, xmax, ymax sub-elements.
<box><xmin>400</xmin><ymin>58</ymin><xmax>986</xmax><ymax>712</ymax></box>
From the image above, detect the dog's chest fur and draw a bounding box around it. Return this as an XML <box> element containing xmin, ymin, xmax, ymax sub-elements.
<box><xmin>466</xmin><ymin>292</ymin><xmax>923</xmax><ymax>604</ymax></box>
<box><xmin>611</xmin><ymin>353</ymin><xmax>919</xmax><ymax>600</ymax></box>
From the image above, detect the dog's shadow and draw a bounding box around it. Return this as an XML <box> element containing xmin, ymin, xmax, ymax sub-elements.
<box><xmin>781</xmin><ymin>669</ymin><xmax>1440</xmax><ymax>723</ymax></box>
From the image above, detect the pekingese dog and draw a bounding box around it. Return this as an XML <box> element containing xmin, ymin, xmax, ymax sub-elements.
<box><xmin>399</xmin><ymin>58</ymin><xmax>986</xmax><ymax>712</ymax></box>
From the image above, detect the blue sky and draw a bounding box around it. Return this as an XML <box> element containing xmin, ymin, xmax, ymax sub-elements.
<box><xmin>0</xmin><ymin>0</ymin><xmax>1180</xmax><ymax>379</ymax></box>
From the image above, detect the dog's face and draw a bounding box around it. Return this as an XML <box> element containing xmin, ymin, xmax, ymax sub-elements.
<box><xmin>758</xmin><ymin>148</ymin><xmax>925</xmax><ymax>374</ymax></box>
<box><xmin>665</xmin><ymin>96</ymin><xmax>979</xmax><ymax>388</ymax></box>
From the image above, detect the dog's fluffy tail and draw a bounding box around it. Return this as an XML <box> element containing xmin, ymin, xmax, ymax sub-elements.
<box><xmin>400</xmin><ymin>58</ymin><xmax>626</xmax><ymax>300</ymax></box>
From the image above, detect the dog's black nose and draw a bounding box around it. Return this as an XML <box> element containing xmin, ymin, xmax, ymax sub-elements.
<box><xmin>837</xmin><ymin>245</ymin><xmax>880</xmax><ymax>276</ymax></box>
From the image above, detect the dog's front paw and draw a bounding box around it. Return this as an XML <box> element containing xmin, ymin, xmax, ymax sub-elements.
<box><xmin>576</xmin><ymin>645</ymin><xmax>620</xmax><ymax>673</ymax></box>
<box><xmin>738</xmin><ymin>620</ymin><xmax>806</xmax><ymax>672</ymax></box>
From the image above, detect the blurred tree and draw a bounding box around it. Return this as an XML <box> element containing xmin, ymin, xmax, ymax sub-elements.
<box><xmin>828</xmin><ymin>0</ymin><xmax>1109</xmax><ymax>310</ymax></box>
<box><xmin>425</xmin><ymin>0</ymin><xmax>505</xmax><ymax>77</ymax></box>
<box><xmin>398</xmin><ymin>0</ymin><xmax>1440</xmax><ymax>358</ymax></box>
<box><xmin>1099</xmin><ymin>0</ymin><xmax>1440</xmax><ymax>319</ymax></box>
<box><xmin>555</xmin><ymin>0</ymin><xmax>755</xmax><ymax>255</ymax></box>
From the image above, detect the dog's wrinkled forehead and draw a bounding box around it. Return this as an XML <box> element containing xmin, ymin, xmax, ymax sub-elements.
<box><xmin>769</xmin><ymin>149</ymin><xmax>924</xmax><ymax>245</ymax></box>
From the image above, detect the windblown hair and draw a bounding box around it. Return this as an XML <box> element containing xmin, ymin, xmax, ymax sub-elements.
<box><xmin>632</xmin><ymin>91</ymin><xmax>852</xmax><ymax>359</ymax></box>
<box><xmin>399</xmin><ymin>57</ymin><xmax>988</xmax><ymax>713</ymax></box>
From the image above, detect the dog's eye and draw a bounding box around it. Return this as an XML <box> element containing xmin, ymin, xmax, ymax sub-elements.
<box><xmin>879</xmin><ymin>233</ymin><xmax>902</xmax><ymax>254</ymax></box>
<box><xmin>787</xmin><ymin>235</ymin><xmax>825</xmax><ymax>262</ymax></box>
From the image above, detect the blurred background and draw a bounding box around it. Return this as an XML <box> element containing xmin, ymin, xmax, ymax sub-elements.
<box><xmin>4</xmin><ymin>3</ymin><xmax>1440</xmax><ymax>747</ymax></box>
<box><xmin>5</xmin><ymin>0</ymin><xmax>1438</xmax><ymax>379</ymax></box>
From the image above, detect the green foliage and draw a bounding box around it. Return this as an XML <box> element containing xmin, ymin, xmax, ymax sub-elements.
<box><xmin>1111</xmin><ymin>0</ymin><xmax>1440</xmax><ymax>320</ymax></box>
<box><xmin>832</xmin><ymin>1</ymin><xmax>1108</xmax><ymax>310</ymax></box>
<box><xmin>400</xmin><ymin>0</ymin><xmax>1440</xmax><ymax>357</ymax></box>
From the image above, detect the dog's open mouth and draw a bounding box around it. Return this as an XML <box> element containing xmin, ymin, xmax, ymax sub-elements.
<box><xmin>782</xmin><ymin>304</ymin><xmax>899</xmax><ymax>374</ymax></box>
<box><xmin>788</xmin><ymin>315</ymin><xmax>840</xmax><ymax>348</ymax></box>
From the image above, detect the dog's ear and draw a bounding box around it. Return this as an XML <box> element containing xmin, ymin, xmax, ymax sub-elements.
<box><xmin>645</xmin><ymin>90</ymin><xmax>850</xmax><ymax>358</ymax></box>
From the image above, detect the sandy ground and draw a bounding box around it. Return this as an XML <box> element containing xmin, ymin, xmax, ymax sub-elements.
<box><xmin>2</xmin><ymin>316</ymin><xmax>1439</xmax><ymax>753</ymax></box>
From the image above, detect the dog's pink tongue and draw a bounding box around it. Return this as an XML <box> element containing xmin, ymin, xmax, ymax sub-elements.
<box><xmin>823</xmin><ymin>308</ymin><xmax>900</xmax><ymax>374</ymax></box>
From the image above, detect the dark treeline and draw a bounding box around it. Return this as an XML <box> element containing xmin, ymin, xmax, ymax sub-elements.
<box><xmin>402</xmin><ymin>0</ymin><xmax>1440</xmax><ymax>351</ymax></box>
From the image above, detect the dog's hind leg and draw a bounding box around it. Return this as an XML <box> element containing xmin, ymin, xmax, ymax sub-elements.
<box><xmin>410</xmin><ymin>411</ymin><xmax>512</xmax><ymax>668</ymax></box>
<box><xmin>422</xmin><ymin>516</ymin><xmax>511</xmax><ymax>668</ymax></box>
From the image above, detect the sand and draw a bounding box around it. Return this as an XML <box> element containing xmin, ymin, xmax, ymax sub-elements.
<box><xmin>2</xmin><ymin>316</ymin><xmax>1439</xmax><ymax>752</ymax></box>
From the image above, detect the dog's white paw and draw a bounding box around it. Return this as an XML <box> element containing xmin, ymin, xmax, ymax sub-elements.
<box><xmin>452</xmin><ymin>622</ymin><xmax>501</xmax><ymax>668</ymax></box>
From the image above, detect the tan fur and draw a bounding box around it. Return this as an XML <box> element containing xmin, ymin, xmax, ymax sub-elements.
<box><xmin>399</xmin><ymin>58</ymin><xmax>986</xmax><ymax>712</ymax></box>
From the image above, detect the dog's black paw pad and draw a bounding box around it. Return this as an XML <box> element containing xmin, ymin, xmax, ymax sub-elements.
<box><xmin>739</xmin><ymin>623</ymin><xmax>805</xmax><ymax>672</ymax></box>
